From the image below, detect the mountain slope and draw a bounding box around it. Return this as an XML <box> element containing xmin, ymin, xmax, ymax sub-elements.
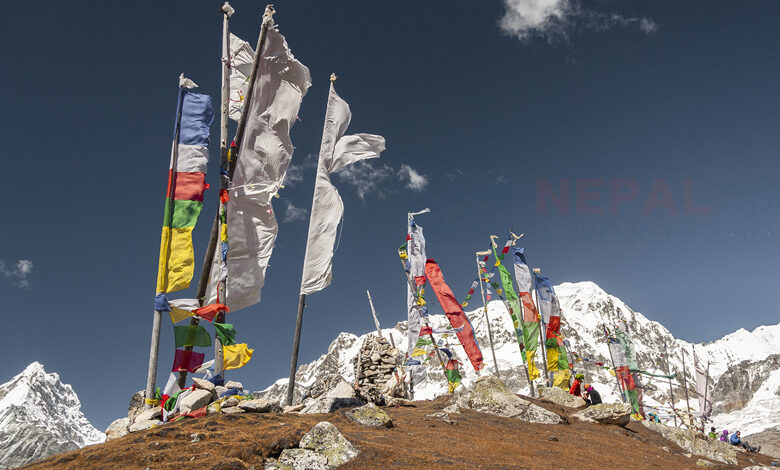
<box><xmin>257</xmin><ymin>281</ymin><xmax>780</xmax><ymax>438</ymax></box>
<box><xmin>0</xmin><ymin>362</ymin><xmax>104</xmax><ymax>469</ymax></box>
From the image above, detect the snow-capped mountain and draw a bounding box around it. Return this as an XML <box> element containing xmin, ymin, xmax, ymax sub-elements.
<box><xmin>257</xmin><ymin>281</ymin><xmax>780</xmax><ymax>439</ymax></box>
<box><xmin>0</xmin><ymin>362</ymin><xmax>104</xmax><ymax>469</ymax></box>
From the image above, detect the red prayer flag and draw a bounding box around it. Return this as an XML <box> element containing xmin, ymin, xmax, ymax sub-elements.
<box><xmin>193</xmin><ymin>303</ymin><xmax>228</xmax><ymax>322</ymax></box>
<box><xmin>519</xmin><ymin>292</ymin><xmax>538</xmax><ymax>323</ymax></box>
<box><xmin>546</xmin><ymin>316</ymin><xmax>560</xmax><ymax>339</ymax></box>
<box><xmin>187</xmin><ymin>406</ymin><xmax>208</xmax><ymax>419</ymax></box>
<box><xmin>414</xmin><ymin>275</ymin><xmax>427</xmax><ymax>286</ymax></box>
<box><xmin>419</xmin><ymin>326</ymin><xmax>433</xmax><ymax>336</ymax></box>
<box><xmin>425</xmin><ymin>258</ymin><xmax>484</xmax><ymax>371</ymax></box>
<box><xmin>172</xmin><ymin>349</ymin><xmax>205</xmax><ymax>373</ymax></box>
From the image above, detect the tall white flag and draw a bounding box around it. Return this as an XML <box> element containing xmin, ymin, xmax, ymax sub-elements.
<box><xmin>299</xmin><ymin>82</ymin><xmax>385</xmax><ymax>295</ymax></box>
<box><xmin>694</xmin><ymin>348</ymin><xmax>713</xmax><ymax>418</ymax></box>
<box><xmin>227</xmin><ymin>33</ymin><xmax>255</xmax><ymax>122</ymax></box>
<box><xmin>206</xmin><ymin>27</ymin><xmax>311</xmax><ymax>311</ymax></box>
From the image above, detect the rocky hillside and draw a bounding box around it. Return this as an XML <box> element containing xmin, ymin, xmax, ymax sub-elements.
<box><xmin>255</xmin><ymin>281</ymin><xmax>780</xmax><ymax>439</ymax></box>
<box><xmin>0</xmin><ymin>362</ymin><xmax>104</xmax><ymax>469</ymax></box>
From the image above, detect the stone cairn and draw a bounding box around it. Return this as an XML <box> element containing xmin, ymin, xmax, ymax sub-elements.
<box><xmin>352</xmin><ymin>335</ymin><xmax>407</xmax><ymax>404</ymax></box>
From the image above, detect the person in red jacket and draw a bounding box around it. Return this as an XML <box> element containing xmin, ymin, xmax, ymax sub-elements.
<box><xmin>569</xmin><ymin>373</ymin><xmax>584</xmax><ymax>396</ymax></box>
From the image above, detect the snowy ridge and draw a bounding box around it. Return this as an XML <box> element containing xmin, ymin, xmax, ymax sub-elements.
<box><xmin>257</xmin><ymin>281</ymin><xmax>779</xmax><ymax>438</ymax></box>
<box><xmin>0</xmin><ymin>362</ymin><xmax>104</xmax><ymax>469</ymax></box>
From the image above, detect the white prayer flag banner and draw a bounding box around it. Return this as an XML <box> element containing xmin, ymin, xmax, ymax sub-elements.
<box><xmin>228</xmin><ymin>33</ymin><xmax>255</xmax><ymax>122</ymax></box>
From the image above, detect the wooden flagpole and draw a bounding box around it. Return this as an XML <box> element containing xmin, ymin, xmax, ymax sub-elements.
<box><xmin>476</xmin><ymin>251</ymin><xmax>500</xmax><ymax>379</ymax></box>
<box><xmin>533</xmin><ymin>267</ymin><xmax>550</xmax><ymax>386</ymax></box>
<box><xmin>366</xmin><ymin>290</ymin><xmax>386</xmax><ymax>341</ymax></box>
<box><xmin>662</xmin><ymin>341</ymin><xmax>678</xmax><ymax>427</ymax></box>
<box><xmin>179</xmin><ymin>4</ymin><xmax>276</xmax><ymax>389</ymax></box>
<box><xmin>680</xmin><ymin>347</ymin><xmax>692</xmax><ymax>424</ymax></box>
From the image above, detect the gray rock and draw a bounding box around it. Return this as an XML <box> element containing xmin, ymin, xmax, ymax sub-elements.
<box><xmin>426</xmin><ymin>412</ymin><xmax>456</xmax><ymax>425</ymax></box>
<box><xmin>128</xmin><ymin>419</ymin><xmax>161</xmax><ymax>432</ymax></box>
<box><xmin>134</xmin><ymin>407</ymin><xmax>162</xmax><ymax>423</ymax></box>
<box><xmin>215</xmin><ymin>385</ymin><xmax>228</xmax><ymax>397</ymax></box>
<box><xmin>324</xmin><ymin>378</ymin><xmax>356</xmax><ymax>399</ymax></box>
<box><xmin>238</xmin><ymin>398</ymin><xmax>281</xmax><ymax>413</ymax></box>
<box><xmin>299</xmin><ymin>421</ymin><xmax>359</xmax><ymax>467</ymax></box>
<box><xmin>442</xmin><ymin>404</ymin><xmax>460</xmax><ymax>414</ymax></box>
<box><xmin>190</xmin><ymin>433</ymin><xmax>204</xmax><ymax>443</ymax></box>
<box><xmin>191</xmin><ymin>377</ymin><xmax>215</xmax><ymax>393</ymax></box>
<box><xmin>178</xmin><ymin>389</ymin><xmax>213</xmax><ymax>414</ymax></box>
<box><xmin>105</xmin><ymin>417</ymin><xmax>130</xmax><ymax>441</ymax></box>
<box><xmin>221</xmin><ymin>406</ymin><xmax>246</xmax><ymax>414</ymax></box>
<box><xmin>695</xmin><ymin>459</ymin><xmax>716</xmax><ymax>467</ymax></box>
<box><xmin>537</xmin><ymin>385</ymin><xmax>587</xmax><ymax>408</ymax></box>
<box><xmin>283</xmin><ymin>404</ymin><xmax>306</xmax><ymax>413</ymax></box>
<box><xmin>573</xmin><ymin>403</ymin><xmax>632</xmax><ymax>427</ymax></box>
<box><xmin>458</xmin><ymin>376</ymin><xmax>562</xmax><ymax>424</ymax></box>
<box><xmin>127</xmin><ymin>390</ymin><xmax>145</xmax><ymax>422</ymax></box>
<box><xmin>223</xmin><ymin>396</ymin><xmax>240</xmax><ymax>408</ymax></box>
<box><xmin>225</xmin><ymin>380</ymin><xmax>244</xmax><ymax>390</ymax></box>
<box><xmin>643</xmin><ymin>420</ymin><xmax>738</xmax><ymax>465</ymax></box>
<box><xmin>277</xmin><ymin>448</ymin><xmax>329</xmax><ymax>470</ymax></box>
<box><xmin>300</xmin><ymin>397</ymin><xmax>364</xmax><ymax>414</ymax></box>
<box><xmin>345</xmin><ymin>403</ymin><xmax>393</xmax><ymax>428</ymax></box>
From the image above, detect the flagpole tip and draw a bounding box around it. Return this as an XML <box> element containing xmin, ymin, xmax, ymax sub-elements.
<box><xmin>263</xmin><ymin>4</ymin><xmax>275</xmax><ymax>25</ymax></box>
<box><xmin>330</xmin><ymin>73</ymin><xmax>338</xmax><ymax>82</ymax></box>
<box><xmin>220</xmin><ymin>2</ymin><xmax>235</xmax><ymax>17</ymax></box>
<box><xmin>533</xmin><ymin>268</ymin><xmax>541</xmax><ymax>273</ymax></box>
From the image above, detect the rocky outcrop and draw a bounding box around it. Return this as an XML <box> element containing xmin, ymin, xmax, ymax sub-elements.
<box><xmin>455</xmin><ymin>376</ymin><xmax>562</xmax><ymax>424</ymax></box>
<box><xmin>238</xmin><ymin>398</ymin><xmax>281</xmax><ymax>413</ymax></box>
<box><xmin>712</xmin><ymin>355</ymin><xmax>780</xmax><ymax>414</ymax></box>
<box><xmin>537</xmin><ymin>385</ymin><xmax>587</xmax><ymax>408</ymax></box>
<box><xmin>275</xmin><ymin>421</ymin><xmax>358</xmax><ymax>469</ymax></box>
<box><xmin>573</xmin><ymin>403</ymin><xmax>632</xmax><ymax>426</ymax></box>
<box><xmin>300</xmin><ymin>378</ymin><xmax>364</xmax><ymax>414</ymax></box>
<box><xmin>105</xmin><ymin>417</ymin><xmax>130</xmax><ymax>441</ymax></box>
<box><xmin>345</xmin><ymin>403</ymin><xmax>393</xmax><ymax>428</ymax></box>
<box><xmin>643</xmin><ymin>420</ymin><xmax>738</xmax><ymax>465</ymax></box>
<box><xmin>744</xmin><ymin>426</ymin><xmax>780</xmax><ymax>458</ymax></box>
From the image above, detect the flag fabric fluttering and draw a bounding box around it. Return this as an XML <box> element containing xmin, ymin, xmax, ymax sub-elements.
<box><xmin>613</xmin><ymin>327</ymin><xmax>644</xmax><ymax>416</ymax></box>
<box><xmin>173</xmin><ymin>325</ymin><xmax>212</xmax><ymax>348</ymax></box>
<box><xmin>299</xmin><ymin>81</ymin><xmax>385</xmax><ymax>295</ymax></box>
<box><xmin>512</xmin><ymin>247</ymin><xmax>540</xmax><ymax>380</ymax></box>
<box><xmin>223</xmin><ymin>343</ymin><xmax>253</xmax><ymax>370</ymax></box>
<box><xmin>693</xmin><ymin>348</ymin><xmax>712</xmax><ymax>419</ymax></box>
<box><xmin>425</xmin><ymin>259</ymin><xmax>484</xmax><ymax>371</ymax></box>
<box><xmin>156</xmin><ymin>77</ymin><xmax>214</xmax><ymax>294</ymax></box>
<box><xmin>405</xmin><ymin>219</ymin><xmax>426</xmax><ymax>359</ymax></box>
<box><xmin>491</xmin><ymin>240</ymin><xmax>525</xmax><ymax>355</ymax></box>
<box><xmin>227</xmin><ymin>33</ymin><xmax>254</xmax><ymax>122</ymax></box>
<box><xmin>205</xmin><ymin>27</ymin><xmax>311</xmax><ymax>312</ymax></box>
<box><xmin>535</xmin><ymin>273</ymin><xmax>569</xmax><ymax>385</ymax></box>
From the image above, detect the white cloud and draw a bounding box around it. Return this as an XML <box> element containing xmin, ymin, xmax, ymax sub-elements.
<box><xmin>284</xmin><ymin>154</ymin><xmax>318</xmax><ymax>187</ymax></box>
<box><xmin>334</xmin><ymin>161</ymin><xmax>394</xmax><ymax>200</ymax></box>
<box><xmin>499</xmin><ymin>0</ymin><xmax>656</xmax><ymax>42</ymax></box>
<box><xmin>281</xmin><ymin>201</ymin><xmax>308</xmax><ymax>223</ymax></box>
<box><xmin>0</xmin><ymin>259</ymin><xmax>33</xmax><ymax>289</ymax></box>
<box><xmin>398</xmin><ymin>165</ymin><xmax>429</xmax><ymax>191</ymax></box>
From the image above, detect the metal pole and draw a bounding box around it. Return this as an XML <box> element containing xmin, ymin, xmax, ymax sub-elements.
<box><xmin>144</xmin><ymin>310</ymin><xmax>162</xmax><ymax>410</ymax></box>
<box><xmin>663</xmin><ymin>341</ymin><xmax>678</xmax><ymax>427</ymax></box>
<box><xmin>366</xmin><ymin>290</ymin><xmax>383</xmax><ymax>338</ymax></box>
<box><xmin>533</xmin><ymin>268</ymin><xmax>550</xmax><ymax>386</ymax></box>
<box><xmin>476</xmin><ymin>252</ymin><xmax>500</xmax><ymax>379</ymax></box>
<box><xmin>286</xmin><ymin>294</ymin><xmax>306</xmax><ymax>406</ymax></box>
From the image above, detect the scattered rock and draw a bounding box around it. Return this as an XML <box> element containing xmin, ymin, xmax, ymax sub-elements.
<box><xmin>128</xmin><ymin>419</ymin><xmax>160</xmax><ymax>433</ymax></box>
<box><xmin>573</xmin><ymin>403</ymin><xmax>632</xmax><ymax>427</ymax></box>
<box><xmin>457</xmin><ymin>376</ymin><xmax>562</xmax><ymax>424</ymax></box>
<box><xmin>238</xmin><ymin>399</ymin><xmax>281</xmax><ymax>413</ymax></box>
<box><xmin>695</xmin><ymin>459</ymin><xmax>716</xmax><ymax>467</ymax></box>
<box><xmin>276</xmin><ymin>448</ymin><xmax>328</xmax><ymax>470</ymax></box>
<box><xmin>178</xmin><ymin>389</ymin><xmax>213</xmax><ymax>414</ymax></box>
<box><xmin>299</xmin><ymin>422</ymin><xmax>359</xmax><ymax>468</ymax></box>
<box><xmin>385</xmin><ymin>397</ymin><xmax>414</xmax><ymax>407</ymax></box>
<box><xmin>223</xmin><ymin>396</ymin><xmax>240</xmax><ymax>408</ymax></box>
<box><xmin>643</xmin><ymin>420</ymin><xmax>738</xmax><ymax>465</ymax></box>
<box><xmin>192</xmin><ymin>377</ymin><xmax>216</xmax><ymax>393</ymax></box>
<box><xmin>215</xmin><ymin>385</ymin><xmax>228</xmax><ymax>397</ymax></box>
<box><xmin>537</xmin><ymin>385</ymin><xmax>587</xmax><ymax>408</ymax></box>
<box><xmin>426</xmin><ymin>412</ymin><xmax>456</xmax><ymax>425</ymax></box>
<box><xmin>134</xmin><ymin>407</ymin><xmax>162</xmax><ymax>423</ymax></box>
<box><xmin>105</xmin><ymin>417</ymin><xmax>130</xmax><ymax>441</ymax></box>
<box><xmin>127</xmin><ymin>390</ymin><xmax>145</xmax><ymax>422</ymax></box>
<box><xmin>225</xmin><ymin>380</ymin><xmax>244</xmax><ymax>390</ymax></box>
<box><xmin>546</xmin><ymin>436</ymin><xmax>559</xmax><ymax>442</ymax></box>
<box><xmin>442</xmin><ymin>404</ymin><xmax>460</xmax><ymax>414</ymax></box>
<box><xmin>345</xmin><ymin>403</ymin><xmax>393</xmax><ymax>428</ymax></box>
<box><xmin>190</xmin><ymin>433</ymin><xmax>204</xmax><ymax>443</ymax></box>
<box><xmin>300</xmin><ymin>397</ymin><xmax>364</xmax><ymax>414</ymax></box>
<box><xmin>283</xmin><ymin>404</ymin><xmax>305</xmax><ymax>413</ymax></box>
<box><xmin>221</xmin><ymin>406</ymin><xmax>245</xmax><ymax>414</ymax></box>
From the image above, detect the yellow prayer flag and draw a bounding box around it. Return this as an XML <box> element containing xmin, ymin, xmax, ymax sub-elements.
<box><xmin>525</xmin><ymin>351</ymin><xmax>541</xmax><ymax>380</ymax></box>
<box><xmin>546</xmin><ymin>347</ymin><xmax>559</xmax><ymax>372</ymax></box>
<box><xmin>156</xmin><ymin>226</ymin><xmax>196</xmax><ymax>293</ymax></box>
<box><xmin>411</xmin><ymin>348</ymin><xmax>427</xmax><ymax>357</ymax></box>
<box><xmin>169</xmin><ymin>306</ymin><xmax>195</xmax><ymax>324</ymax></box>
<box><xmin>552</xmin><ymin>369</ymin><xmax>571</xmax><ymax>389</ymax></box>
<box><xmin>223</xmin><ymin>343</ymin><xmax>254</xmax><ymax>370</ymax></box>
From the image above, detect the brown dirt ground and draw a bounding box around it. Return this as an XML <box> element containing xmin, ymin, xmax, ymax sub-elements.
<box><xmin>22</xmin><ymin>396</ymin><xmax>777</xmax><ymax>470</ymax></box>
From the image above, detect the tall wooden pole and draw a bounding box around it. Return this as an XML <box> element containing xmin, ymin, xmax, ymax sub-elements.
<box><xmin>662</xmin><ymin>341</ymin><xmax>678</xmax><ymax>427</ymax></box>
<box><xmin>286</xmin><ymin>293</ymin><xmax>306</xmax><ymax>406</ymax></box>
<box><xmin>533</xmin><ymin>268</ymin><xmax>550</xmax><ymax>386</ymax></box>
<box><xmin>476</xmin><ymin>252</ymin><xmax>500</xmax><ymax>379</ymax></box>
<box><xmin>179</xmin><ymin>4</ymin><xmax>276</xmax><ymax>389</ymax></box>
<box><xmin>680</xmin><ymin>347</ymin><xmax>692</xmax><ymax>424</ymax></box>
<box><xmin>366</xmin><ymin>290</ymin><xmax>384</xmax><ymax>339</ymax></box>
<box><xmin>146</xmin><ymin>78</ymin><xmax>187</xmax><ymax>407</ymax></box>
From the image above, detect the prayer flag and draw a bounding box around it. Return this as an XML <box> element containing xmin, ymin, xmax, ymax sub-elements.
<box><xmin>173</xmin><ymin>325</ymin><xmax>212</xmax><ymax>348</ymax></box>
<box><xmin>227</xmin><ymin>33</ymin><xmax>254</xmax><ymax>122</ymax></box>
<box><xmin>299</xmin><ymin>82</ymin><xmax>385</xmax><ymax>295</ymax></box>
<box><xmin>193</xmin><ymin>303</ymin><xmax>228</xmax><ymax>322</ymax></box>
<box><xmin>425</xmin><ymin>259</ymin><xmax>484</xmax><ymax>371</ymax></box>
<box><xmin>492</xmin><ymin>241</ymin><xmax>525</xmax><ymax>355</ymax></box>
<box><xmin>168</xmin><ymin>298</ymin><xmax>200</xmax><ymax>324</ymax></box>
<box><xmin>156</xmin><ymin>77</ymin><xmax>213</xmax><ymax>294</ymax></box>
<box><xmin>694</xmin><ymin>348</ymin><xmax>712</xmax><ymax>418</ymax></box>
<box><xmin>172</xmin><ymin>348</ymin><xmax>205</xmax><ymax>373</ymax></box>
<box><xmin>223</xmin><ymin>343</ymin><xmax>253</xmax><ymax>370</ymax></box>
<box><xmin>511</xmin><ymin>246</ymin><xmax>533</xmax><ymax>293</ymax></box>
<box><xmin>213</xmin><ymin>322</ymin><xmax>237</xmax><ymax>346</ymax></box>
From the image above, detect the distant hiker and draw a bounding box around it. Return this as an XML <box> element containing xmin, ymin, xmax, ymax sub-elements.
<box><xmin>569</xmin><ymin>373</ymin><xmax>584</xmax><ymax>396</ymax></box>
<box><xmin>730</xmin><ymin>431</ymin><xmax>761</xmax><ymax>453</ymax></box>
<box><xmin>582</xmin><ymin>383</ymin><xmax>602</xmax><ymax>406</ymax></box>
<box><xmin>720</xmin><ymin>430</ymin><xmax>729</xmax><ymax>442</ymax></box>
<box><xmin>708</xmin><ymin>427</ymin><xmax>717</xmax><ymax>439</ymax></box>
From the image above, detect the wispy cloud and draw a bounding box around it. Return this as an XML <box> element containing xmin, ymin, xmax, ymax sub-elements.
<box><xmin>335</xmin><ymin>162</ymin><xmax>429</xmax><ymax>200</ymax></box>
<box><xmin>281</xmin><ymin>201</ymin><xmax>308</xmax><ymax>223</ymax></box>
<box><xmin>284</xmin><ymin>154</ymin><xmax>317</xmax><ymax>187</ymax></box>
<box><xmin>0</xmin><ymin>259</ymin><xmax>33</xmax><ymax>289</ymax></box>
<box><xmin>398</xmin><ymin>165</ymin><xmax>429</xmax><ymax>191</ymax></box>
<box><xmin>499</xmin><ymin>0</ymin><xmax>656</xmax><ymax>43</ymax></box>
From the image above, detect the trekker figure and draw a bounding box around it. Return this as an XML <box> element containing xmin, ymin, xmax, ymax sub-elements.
<box><xmin>708</xmin><ymin>427</ymin><xmax>717</xmax><ymax>439</ymax></box>
<box><xmin>569</xmin><ymin>373</ymin><xmax>584</xmax><ymax>396</ymax></box>
<box><xmin>582</xmin><ymin>383</ymin><xmax>602</xmax><ymax>406</ymax></box>
<box><xmin>719</xmin><ymin>430</ymin><xmax>728</xmax><ymax>442</ymax></box>
<box><xmin>729</xmin><ymin>431</ymin><xmax>761</xmax><ymax>453</ymax></box>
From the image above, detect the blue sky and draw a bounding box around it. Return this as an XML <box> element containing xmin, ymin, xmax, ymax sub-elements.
<box><xmin>1</xmin><ymin>1</ymin><xmax>779</xmax><ymax>430</ymax></box>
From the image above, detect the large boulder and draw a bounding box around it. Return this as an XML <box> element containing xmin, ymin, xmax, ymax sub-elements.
<box><xmin>238</xmin><ymin>398</ymin><xmax>281</xmax><ymax>413</ymax></box>
<box><xmin>643</xmin><ymin>420</ymin><xmax>738</xmax><ymax>465</ymax></box>
<box><xmin>300</xmin><ymin>378</ymin><xmax>364</xmax><ymax>414</ymax></box>
<box><xmin>573</xmin><ymin>403</ymin><xmax>632</xmax><ymax>427</ymax></box>
<box><xmin>298</xmin><ymin>422</ymin><xmax>359</xmax><ymax>468</ymax></box>
<box><xmin>345</xmin><ymin>403</ymin><xmax>393</xmax><ymax>428</ymax></box>
<box><xmin>276</xmin><ymin>449</ymin><xmax>328</xmax><ymax>470</ymax></box>
<box><xmin>127</xmin><ymin>390</ymin><xmax>145</xmax><ymax>422</ymax></box>
<box><xmin>178</xmin><ymin>389</ymin><xmax>213</xmax><ymax>414</ymax></box>
<box><xmin>456</xmin><ymin>376</ymin><xmax>562</xmax><ymax>424</ymax></box>
<box><xmin>128</xmin><ymin>419</ymin><xmax>160</xmax><ymax>433</ymax></box>
<box><xmin>134</xmin><ymin>407</ymin><xmax>162</xmax><ymax>423</ymax></box>
<box><xmin>105</xmin><ymin>417</ymin><xmax>130</xmax><ymax>441</ymax></box>
<box><xmin>537</xmin><ymin>385</ymin><xmax>587</xmax><ymax>408</ymax></box>
<box><xmin>191</xmin><ymin>377</ymin><xmax>216</xmax><ymax>393</ymax></box>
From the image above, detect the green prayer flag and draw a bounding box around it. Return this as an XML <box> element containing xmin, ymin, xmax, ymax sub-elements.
<box><xmin>416</xmin><ymin>337</ymin><xmax>433</xmax><ymax>347</ymax></box>
<box><xmin>213</xmin><ymin>322</ymin><xmax>237</xmax><ymax>346</ymax></box>
<box><xmin>173</xmin><ymin>325</ymin><xmax>211</xmax><ymax>348</ymax></box>
<box><xmin>445</xmin><ymin>369</ymin><xmax>461</xmax><ymax>384</ymax></box>
<box><xmin>493</xmin><ymin>243</ymin><xmax>525</xmax><ymax>352</ymax></box>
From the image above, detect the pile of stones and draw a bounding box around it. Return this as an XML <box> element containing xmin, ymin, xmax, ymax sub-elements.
<box><xmin>352</xmin><ymin>335</ymin><xmax>407</xmax><ymax>404</ymax></box>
